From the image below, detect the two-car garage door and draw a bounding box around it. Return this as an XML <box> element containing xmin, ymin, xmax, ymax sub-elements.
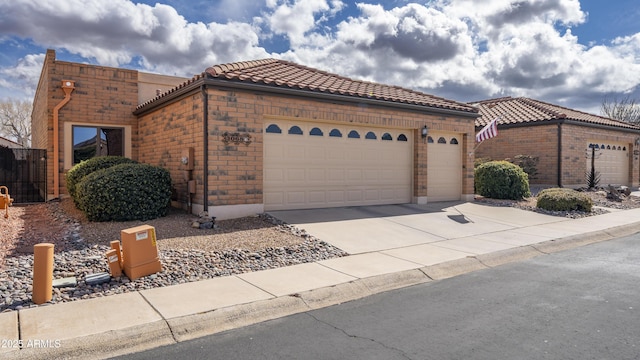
<box><xmin>264</xmin><ymin>121</ymin><xmax>413</xmax><ymax>211</ymax></box>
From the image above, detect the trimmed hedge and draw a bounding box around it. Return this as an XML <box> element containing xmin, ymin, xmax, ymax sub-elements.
<box><xmin>536</xmin><ymin>188</ymin><xmax>593</xmax><ymax>212</ymax></box>
<box><xmin>76</xmin><ymin>163</ymin><xmax>172</xmax><ymax>222</ymax></box>
<box><xmin>66</xmin><ymin>156</ymin><xmax>137</xmax><ymax>206</ymax></box>
<box><xmin>474</xmin><ymin>160</ymin><xmax>531</xmax><ymax>200</ymax></box>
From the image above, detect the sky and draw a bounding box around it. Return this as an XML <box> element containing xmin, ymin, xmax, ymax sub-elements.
<box><xmin>0</xmin><ymin>0</ymin><xmax>639</xmax><ymax>115</ymax></box>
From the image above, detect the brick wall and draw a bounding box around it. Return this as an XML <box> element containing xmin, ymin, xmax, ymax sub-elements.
<box><xmin>475</xmin><ymin>122</ymin><xmax>639</xmax><ymax>188</ymax></box>
<box><xmin>31</xmin><ymin>50</ymin><xmax>140</xmax><ymax>199</ymax></box>
<box><xmin>138</xmin><ymin>85</ymin><xmax>476</xmax><ymax>210</ymax></box>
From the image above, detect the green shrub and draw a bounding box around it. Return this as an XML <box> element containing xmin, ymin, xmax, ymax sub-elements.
<box><xmin>474</xmin><ymin>160</ymin><xmax>531</xmax><ymax>200</ymax></box>
<box><xmin>66</xmin><ymin>156</ymin><xmax>137</xmax><ymax>206</ymax></box>
<box><xmin>474</xmin><ymin>157</ymin><xmax>493</xmax><ymax>168</ymax></box>
<box><xmin>536</xmin><ymin>188</ymin><xmax>593</xmax><ymax>212</ymax></box>
<box><xmin>76</xmin><ymin>163</ymin><xmax>172</xmax><ymax>222</ymax></box>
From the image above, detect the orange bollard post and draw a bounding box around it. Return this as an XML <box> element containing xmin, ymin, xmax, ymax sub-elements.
<box><xmin>32</xmin><ymin>243</ymin><xmax>54</xmax><ymax>305</ymax></box>
<box><xmin>110</xmin><ymin>240</ymin><xmax>123</xmax><ymax>269</ymax></box>
<box><xmin>106</xmin><ymin>249</ymin><xmax>122</xmax><ymax>277</ymax></box>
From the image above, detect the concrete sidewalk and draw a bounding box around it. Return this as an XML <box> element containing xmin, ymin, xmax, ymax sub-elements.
<box><xmin>4</xmin><ymin>202</ymin><xmax>640</xmax><ymax>359</ymax></box>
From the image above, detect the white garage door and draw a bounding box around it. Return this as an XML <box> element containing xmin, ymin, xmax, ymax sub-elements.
<box><xmin>264</xmin><ymin>121</ymin><xmax>412</xmax><ymax>211</ymax></box>
<box><xmin>587</xmin><ymin>141</ymin><xmax>629</xmax><ymax>186</ymax></box>
<box><xmin>427</xmin><ymin>133</ymin><xmax>462</xmax><ymax>202</ymax></box>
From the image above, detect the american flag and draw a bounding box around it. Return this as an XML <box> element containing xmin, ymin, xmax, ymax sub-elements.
<box><xmin>475</xmin><ymin>116</ymin><xmax>500</xmax><ymax>143</ymax></box>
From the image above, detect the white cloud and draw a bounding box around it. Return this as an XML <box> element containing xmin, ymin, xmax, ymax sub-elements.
<box><xmin>0</xmin><ymin>0</ymin><xmax>639</xmax><ymax>114</ymax></box>
<box><xmin>0</xmin><ymin>53</ymin><xmax>44</xmax><ymax>100</ymax></box>
<box><xmin>0</xmin><ymin>0</ymin><xmax>270</xmax><ymax>75</ymax></box>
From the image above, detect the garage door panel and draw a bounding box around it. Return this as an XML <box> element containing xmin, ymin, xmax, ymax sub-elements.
<box><xmin>264</xmin><ymin>121</ymin><xmax>413</xmax><ymax>210</ymax></box>
<box><xmin>589</xmin><ymin>141</ymin><xmax>629</xmax><ymax>186</ymax></box>
<box><xmin>427</xmin><ymin>132</ymin><xmax>462</xmax><ymax>202</ymax></box>
<box><xmin>347</xmin><ymin>190</ymin><xmax>363</xmax><ymax>201</ymax></box>
<box><xmin>265</xmin><ymin>168</ymin><xmax>284</xmax><ymax>182</ymax></box>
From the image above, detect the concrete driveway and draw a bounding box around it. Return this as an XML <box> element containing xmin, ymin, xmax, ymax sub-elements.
<box><xmin>268</xmin><ymin>202</ymin><xmax>569</xmax><ymax>255</ymax></box>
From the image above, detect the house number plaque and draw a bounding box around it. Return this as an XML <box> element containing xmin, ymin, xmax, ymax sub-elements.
<box><xmin>222</xmin><ymin>132</ymin><xmax>252</xmax><ymax>146</ymax></box>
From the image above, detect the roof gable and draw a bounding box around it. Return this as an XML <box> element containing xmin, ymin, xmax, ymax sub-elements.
<box><xmin>471</xmin><ymin>97</ymin><xmax>640</xmax><ymax>130</ymax></box>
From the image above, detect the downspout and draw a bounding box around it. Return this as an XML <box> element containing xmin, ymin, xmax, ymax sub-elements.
<box><xmin>52</xmin><ymin>80</ymin><xmax>75</xmax><ymax>199</ymax></box>
<box><xmin>557</xmin><ymin>123</ymin><xmax>562</xmax><ymax>187</ymax></box>
<box><xmin>201</xmin><ymin>84</ymin><xmax>209</xmax><ymax>212</ymax></box>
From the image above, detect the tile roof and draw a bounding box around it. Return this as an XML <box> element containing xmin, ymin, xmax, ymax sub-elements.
<box><xmin>202</xmin><ymin>59</ymin><xmax>477</xmax><ymax>114</ymax></box>
<box><xmin>471</xmin><ymin>97</ymin><xmax>640</xmax><ymax>130</ymax></box>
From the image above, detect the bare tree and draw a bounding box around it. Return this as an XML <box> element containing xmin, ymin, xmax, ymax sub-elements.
<box><xmin>0</xmin><ymin>98</ymin><xmax>31</xmax><ymax>146</ymax></box>
<box><xmin>600</xmin><ymin>95</ymin><xmax>640</xmax><ymax>124</ymax></box>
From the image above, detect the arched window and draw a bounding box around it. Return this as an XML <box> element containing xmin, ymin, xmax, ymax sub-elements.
<box><xmin>310</xmin><ymin>127</ymin><xmax>324</xmax><ymax>136</ymax></box>
<box><xmin>437</xmin><ymin>137</ymin><xmax>447</xmax><ymax>144</ymax></box>
<box><xmin>288</xmin><ymin>126</ymin><xmax>303</xmax><ymax>135</ymax></box>
<box><xmin>450</xmin><ymin>138</ymin><xmax>459</xmax><ymax>144</ymax></box>
<box><xmin>623</xmin><ymin>146</ymin><xmax>627</xmax><ymax>151</ymax></box>
<box><xmin>265</xmin><ymin>124</ymin><xmax>282</xmax><ymax>133</ymax></box>
<box><xmin>348</xmin><ymin>130</ymin><xmax>360</xmax><ymax>139</ymax></box>
<box><xmin>382</xmin><ymin>133</ymin><xmax>392</xmax><ymax>141</ymax></box>
<box><xmin>329</xmin><ymin>129</ymin><xmax>342</xmax><ymax>137</ymax></box>
<box><xmin>397</xmin><ymin>134</ymin><xmax>408</xmax><ymax>142</ymax></box>
<box><xmin>365</xmin><ymin>131</ymin><xmax>377</xmax><ymax>140</ymax></box>
<box><xmin>427</xmin><ymin>136</ymin><xmax>434</xmax><ymax>143</ymax></box>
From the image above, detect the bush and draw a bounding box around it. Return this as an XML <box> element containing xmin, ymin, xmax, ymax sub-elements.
<box><xmin>76</xmin><ymin>163</ymin><xmax>172</xmax><ymax>222</ymax></box>
<box><xmin>66</xmin><ymin>156</ymin><xmax>137</xmax><ymax>206</ymax></box>
<box><xmin>536</xmin><ymin>188</ymin><xmax>593</xmax><ymax>212</ymax></box>
<box><xmin>475</xmin><ymin>160</ymin><xmax>531</xmax><ymax>200</ymax></box>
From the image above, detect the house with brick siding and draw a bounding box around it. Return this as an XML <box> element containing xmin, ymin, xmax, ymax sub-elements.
<box><xmin>472</xmin><ymin>97</ymin><xmax>640</xmax><ymax>189</ymax></box>
<box><xmin>32</xmin><ymin>49</ymin><xmax>479</xmax><ymax>220</ymax></box>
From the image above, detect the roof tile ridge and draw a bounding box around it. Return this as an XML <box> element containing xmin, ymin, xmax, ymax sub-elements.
<box><xmin>204</xmin><ymin>58</ymin><xmax>279</xmax><ymax>76</ymax></box>
<box><xmin>517</xmin><ymin>97</ymin><xmax>567</xmax><ymax>119</ymax></box>
<box><xmin>468</xmin><ymin>96</ymin><xmax>513</xmax><ymax>105</ymax></box>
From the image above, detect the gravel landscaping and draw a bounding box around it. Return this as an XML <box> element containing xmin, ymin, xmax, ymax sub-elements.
<box><xmin>0</xmin><ymin>199</ymin><xmax>347</xmax><ymax>312</ymax></box>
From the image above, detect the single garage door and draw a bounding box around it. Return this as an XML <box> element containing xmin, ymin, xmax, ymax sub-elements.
<box><xmin>427</xmin><ymin>132</ymin><xmax>462</xmax><ymax>202</ymax></box>
<box><xmin>264</xmin><ymin>120</ymin><xmax>412</xmax><ymax>211</ymax></box>
<box><xmin>587</xmin><ymin>141</ymin><xmax>629</xmax><ymax>186</ymax></box>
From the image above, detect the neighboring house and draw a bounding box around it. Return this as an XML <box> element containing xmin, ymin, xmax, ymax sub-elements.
<box><xmin>472</xmin><ymin>97</ymin><xmax>640</xmax><ymax>189</ymax></box>
<box><xmin>0</xmin><ymin>136</ymin><xmax>24</xmax><ymax>148</ymax></box>
<box><xmin>32</xmin><ymin>49</ymin><xmax>479</xmax><ymax>220</ymax></box>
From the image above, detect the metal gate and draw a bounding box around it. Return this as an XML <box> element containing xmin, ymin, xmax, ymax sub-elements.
<box><xmin>0</xmin><ymin>147</ymin><xmax>47</xmax><ymax>203</ymax></box>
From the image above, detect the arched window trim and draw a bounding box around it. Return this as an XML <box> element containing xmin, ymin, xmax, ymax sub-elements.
<box><xmin>288</xmin><ymin>125</ymin><xmax>303</xmax><ymax>135</ymax></box>
<box><xmin>348</xmin><ymin>130</ymin><xmax>360</xmax><ymax>139</ymax></box>
<box><xmin>397</xmin><ymin>134</ymin><xmax>408</xmax><ymax>142</ymax></box>
<box><xmin>381</xmin><ymin>133</ymin><xmax>393</xmax><ymax>141</ymax></box>
<box><xmin>365</xmin><ymin>131</ymin><xmax>377</xmax><ymax>140</ymax></box>
<box><xmin>329</xmin><ymin>129</ymin><xmax>342</xmax><ymax>137</ymax></box>
<box><xmin>265</xmin><ymin>124</ymin><xmax>282</xmax><ymax>133</ymax></box>
<box><xmin>310</xmin><ymin>127</ymin><xmax>324</xmax><ymax>136</ymax></box>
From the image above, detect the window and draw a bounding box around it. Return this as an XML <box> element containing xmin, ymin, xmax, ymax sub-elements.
<box><xmin>382</xmin><ymin>133</ymin><xmax>392</xmax><ymax>141</ymax></box>
<box><xmin>266</xmin><ymin>124</ymin><xmax>282</xmax><ymax>133</ymax></box>
<box><xmin>365</xmin><ymin>131</ymin><xmax>377</xmax><ymax>140</ymax></box>
<box><xmin>427</xmin><ymin>136</ymin><xmax>434</xmax><ymax>143</ymax></box>
<box><xmin>348</xmin><ymin>130</ymin><xmax>360</xmax><ymax>139</ymax></box>
<box><xmin>288</xmin><ymin>126</ymin><xmax>303</xmax><ymax>135</ymax></box>
<box><xmin>397</xmin><ymin>134</ymin><xmax>408</xmax><ymax>142</ymax></box>
<box><xmin>73</xmin><ymin>126</ymin><xmax>124</xmax><ymax>164</ymax></box>
<box><xmin>437</xmin><ymin>137</ymin><xmax>447</xmax><ymax>144</ymax></box>
<box><xmin>310</xmin><ymin>127</ymin><xmax>324</xmax><ymax>136</ymax></box>
<box><xmin>329</xmin><ymin>129</ymin><xmax>342</xmax><ymax>137</ymax></box>
<box><xmin>450</xmin><ymin>138</ymin><xmax>459</xmax><ymax>144</ymax></box>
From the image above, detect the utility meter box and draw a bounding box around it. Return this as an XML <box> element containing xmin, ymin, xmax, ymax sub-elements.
<box><xmin>120</xmin><ymin>225</ymin><xmax>162</xmax><ymax>280</ymax></box>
